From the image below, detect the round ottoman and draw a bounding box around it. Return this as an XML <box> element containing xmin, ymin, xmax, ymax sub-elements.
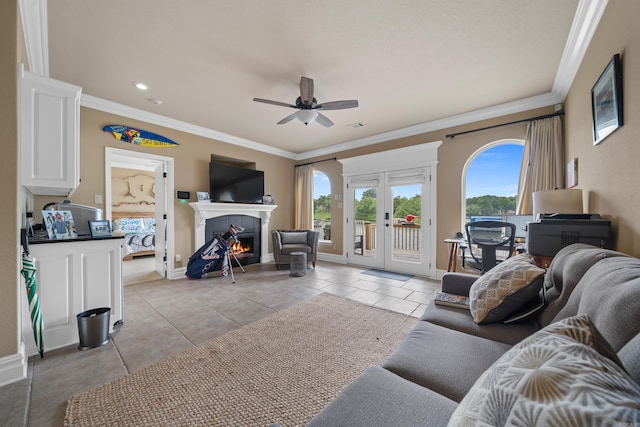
<box><xmin>289</xmin><ymin>251</ymin><xmax>307</xmax><ymax>277</ymax></box>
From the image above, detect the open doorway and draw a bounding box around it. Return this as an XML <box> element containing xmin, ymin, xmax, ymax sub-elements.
<box><xmin>105</xmin><ymin>147</ymin><xmax>175</xmax><ymax>284</ymax></box>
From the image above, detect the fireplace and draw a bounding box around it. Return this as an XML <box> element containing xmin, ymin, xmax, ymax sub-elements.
<box><xmin>205</xmin><ymin>215</ymin><xmax>261</xmax><ymax>266</ymax></box>
<box><xmin>190</xmin><ymin>202</ymin><xmax>277</xmax><ymax>265</ymax></box>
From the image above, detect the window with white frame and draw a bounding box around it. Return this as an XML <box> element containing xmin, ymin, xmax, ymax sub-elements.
<box><xmin>313</xmin><ymin>170</ymin><xmax>332</xmax><ymax>241</ymax></box>
<box><xmin>463</xmin><ymin>141</ymin><xmax>525</xmax><ymax>225</ymax></box>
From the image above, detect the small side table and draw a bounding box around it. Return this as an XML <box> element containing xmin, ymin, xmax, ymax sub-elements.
<box><xmin>444</xmin><ymin>238</ymin><xmax>465</xmax><ymax>272</ymax></box>
<box><xmin>290</xmin><ymin>252</ymin><xmax>307</xmax><ymax>277</ymax></box>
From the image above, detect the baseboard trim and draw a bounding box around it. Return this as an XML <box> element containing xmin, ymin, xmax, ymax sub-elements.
<box><xmin>0</xmin><ymin>343</ymin><xmax>27</xmax><ymax>387</ymax></box>
<box><xmin>317</xmin><ymin>253</ymin><xmax>346</xmax><ymax>264</ymax></box>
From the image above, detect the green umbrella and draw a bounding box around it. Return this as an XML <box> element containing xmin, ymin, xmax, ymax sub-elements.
<box><xmin>21</xmin><ymin>251</ymin><xmax>44</xmax><ymax>358</ymax></box>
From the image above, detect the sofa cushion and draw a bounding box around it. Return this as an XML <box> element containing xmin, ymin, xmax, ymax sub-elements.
<box><xmin>552</xmin><ymin>256</ymin><xmax>640</xmax><ymax>353</ymax></box>
<box><xmin>469</xmin><ymin>253</ymin><xmax>545</xmax><ymax>324</ymax></box>
<box><xmin>307</xmin><ymin>366</ymin><xmax>457</xmax><ymax>427</ymax></box>
<box><xmin>281</xmin><ymin>244</ymin><xmax>312</xmax><ymax>255</ymax></box>
<box><xmin>448</xmin><ymin>315</ymin><xmax>640</xmax><ymax>426</ymax></box>
<box><xmin>382</xmin><ymin>321</ymin><xmax>511</xmax><ymax>402</ymax></box>
<box><xmin>280</xmin><ymin>231</ymin><xmax>308</xmax><ymax>244</ymax></box>
<box><xmin>420</xmin><ymin>301</ymin><xmax>539</xmax><ymax>345</ymax></box>
<box><xmin>538</xmin><ymin>243</ymin><xmax>626</xmax><ymax>327</ymax></box>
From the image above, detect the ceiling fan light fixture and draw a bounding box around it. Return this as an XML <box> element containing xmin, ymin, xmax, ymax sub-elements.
<box><xmin>296</xmin><ymin>109</ymin><xmax>318</xmax><ymax>125</ymax></box>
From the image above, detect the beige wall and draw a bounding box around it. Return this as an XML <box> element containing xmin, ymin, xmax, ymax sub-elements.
<box><xmin>307</xmin><ymin>106</ymin><xmax>553</xmax><ymax>270</ymax></box>
<box><xmin>111</xmin><ymin>167</ymin><xmax>156</xmax><ymax>213</ymax></box>
<box><xmin>4</xmin><ymin>0</ymin><xmax>639</xmax><ymax>362</ymax></box>
<box><xmin>564</xmin><ymin>0</ymin><xmax>640</xmax><ymax>257</ymax></box>
<box><xmin>34</xmin><ymin>108</ymin><xmax>297</xmax><ymax>268</ymax></box>
<box><xmin>0</xmin><ymin>0</ymin><xmax>18</xmax><ymax>359</ymax></box>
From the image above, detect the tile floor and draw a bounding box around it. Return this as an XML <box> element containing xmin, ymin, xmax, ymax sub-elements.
<box><xmin>0</xmin><ymin>260</ymin><xmax>441</xmax><ymax>426</ymax></box>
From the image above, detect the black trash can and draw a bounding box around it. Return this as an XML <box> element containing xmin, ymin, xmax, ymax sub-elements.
<box><xmin>76</xmin><ymin>307</ymin><xmax>111</xmax><ymax>350</ymax></box>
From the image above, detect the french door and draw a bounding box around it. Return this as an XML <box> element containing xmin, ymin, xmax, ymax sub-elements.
<box><xmin>346</xmin><ymin>167</ymin><xmax>432</xmax><ymax>276</ymax></box>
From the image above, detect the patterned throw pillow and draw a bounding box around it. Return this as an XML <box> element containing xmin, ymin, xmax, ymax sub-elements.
<box><xmin>469</xmin><ymin>253</ymin><xmax>545</xmax><ymax>324</ymax></box>
<box><xmin>448</xmin><ymin>315</ymin><xmax>640</xmax><ymax>426</ymax></box>
<box><xmin>112</xmin><ymin>218</ymin><xmax>145</xmax><ymax>232</ymax></box>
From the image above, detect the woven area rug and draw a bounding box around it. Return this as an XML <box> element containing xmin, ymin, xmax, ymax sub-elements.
<box><xmin>64</xmin><ymin>293</ymin><xmax>417</xmax><ymax>426</ymax></box>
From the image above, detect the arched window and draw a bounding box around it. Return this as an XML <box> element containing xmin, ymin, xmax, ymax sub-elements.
<box><xmin>313</xmin><ymin>170</ymin><xmax>332</xmax><ymax>241</ymax></box>
<box><xmin>462</xmin><ymin>140</ymin><xmax>524</xmax><ymax>226</ymax></box>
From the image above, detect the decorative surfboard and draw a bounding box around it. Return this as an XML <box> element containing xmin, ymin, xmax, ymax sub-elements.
<box><xmin>102</xmin><ymin>125</ymin><xmax>179</xmax><ymax>148</ymax></box>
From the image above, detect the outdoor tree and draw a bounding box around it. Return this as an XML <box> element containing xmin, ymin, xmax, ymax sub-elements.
<box><xmin>313</xmin><ymin>194</ymin><xmax>331</xmax><ymax>220</ymax></box>
<box><xmin>394</xmin><ymin>195</ymin><xmax>421</xmax><ymax>223</ymax></box>
<box><xmin>466</xmin><ymin>195</ymin><xmax>517</xmax><ymax>217</ymax></box>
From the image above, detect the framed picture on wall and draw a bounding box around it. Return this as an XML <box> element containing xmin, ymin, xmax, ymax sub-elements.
<box><xmin>567</xmin><ymin>158</ymin><xmax>578</xmax><ymax>188</ymax></box>
<box><xmin>591</xmin><ymin>53</ymin><xmax>623</xmax><ymax>145</ymax></box>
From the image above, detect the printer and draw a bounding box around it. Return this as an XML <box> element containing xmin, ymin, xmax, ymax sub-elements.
<box><xmin>526</xmin><ymin>213</ymin><xmax>611</xmax><ymax>257</ymax></box>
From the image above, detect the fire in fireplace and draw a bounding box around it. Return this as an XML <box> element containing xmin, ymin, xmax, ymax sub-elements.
<box><xmin>205</xmin><ymin>215</ymin><xmax>261</xmax><ymax>266</ymax></box>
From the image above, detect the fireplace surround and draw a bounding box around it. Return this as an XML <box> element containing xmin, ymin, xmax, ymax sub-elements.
<box><xmin>190</xmin><ymin>202</ymin><xmax>277</xmax><ymax>264</ymax></box>
<box><xmin>206</xmin><ymin>215</ymin><xmax>260</xmax><ymax>266</ymax></box>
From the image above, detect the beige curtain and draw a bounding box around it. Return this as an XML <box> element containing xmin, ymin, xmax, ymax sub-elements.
<box><xmin>516</xmin><ymin>116</ymin><xmax>564</xmax><ymax>214</ymax></box>
<box><xmin>294</xmin><ymin>164</ymin><xmax>314</xmax><ymax>229</ymax></box>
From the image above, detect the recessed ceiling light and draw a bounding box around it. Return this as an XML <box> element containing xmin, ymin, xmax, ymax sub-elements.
<box><xmin>133</xmin><ymin>81</ymin><xmax>149</xmax><ymax>91</ymax></box>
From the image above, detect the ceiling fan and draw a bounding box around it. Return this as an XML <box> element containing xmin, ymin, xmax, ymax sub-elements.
<box><xmin>253</xmin><ymin>76</ymin><xmax>358</xmax><ymax>127</ymax></box>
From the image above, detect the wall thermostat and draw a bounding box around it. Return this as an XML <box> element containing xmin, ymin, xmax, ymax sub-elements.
<box><xmin>176</xmin><ymin>191</ymin><xmax>190</xmax><ymax>200</ymax></box>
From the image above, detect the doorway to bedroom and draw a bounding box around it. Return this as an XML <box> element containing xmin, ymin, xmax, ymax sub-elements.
<box><xmin>105</xmin><ymin>147</ymin><xmax>175</xmax><ymax>284</ymax></box>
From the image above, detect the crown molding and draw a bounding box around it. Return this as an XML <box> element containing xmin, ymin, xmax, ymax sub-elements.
<box><xmin>81</xmin><ymin>95</ymin><xmax>298</xmax><ymax>160</ymax></box>
<box><xmin>552</xmin><ymin>0</ymin><xmax>609</xmax><ymax>95</ymax></box>
<box><xmin>22</xmin><ymin>0</ymin><xmax>603</xmax><ymax>162</ymax></box>
<box><xmin>296</xmin><ymin>91</ymin><xmax>562</xmax><ymax>160</ymax></box>
<box><xmin>18</xmin><ymin>0</ymin><xmax>49</xmax><ymax>76</ymax></box>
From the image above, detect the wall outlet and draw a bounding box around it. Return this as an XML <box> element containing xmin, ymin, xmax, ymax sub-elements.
<box><xmin>94</xmin><ymin>195</ymin><xmax>103</xmax><ymax>204</ymax></box>
<box><xmin>175</xmin><ymin>254</ymin><xmax>181</xmax><ymax>262</ymax></box>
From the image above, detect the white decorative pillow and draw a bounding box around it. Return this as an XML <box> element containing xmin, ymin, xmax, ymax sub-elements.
<box><xmin>112</xmin><ymin>218</ymin><xmax>145</xmax><ymax>233</ymax></box>
<box><xmin>469</xmin><ymin>253</ymin><xmax>545</xmax><ymax>324</ymax></box>
<box><xmin>448</xmin><ymin>315</ymin><xmax>640</xmax><ymax>426</ymax></box>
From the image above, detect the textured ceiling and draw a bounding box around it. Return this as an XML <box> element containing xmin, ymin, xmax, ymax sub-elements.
<box><xmin>41</xmin><ymin>0</ymin><xmax>591</xmax><ymax>158</ymax></box>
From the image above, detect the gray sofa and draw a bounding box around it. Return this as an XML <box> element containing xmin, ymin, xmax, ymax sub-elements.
<box><xmin>309</xmin><ymin>243</ymin><xmax>640</xmax><ymax>426</ymax></box>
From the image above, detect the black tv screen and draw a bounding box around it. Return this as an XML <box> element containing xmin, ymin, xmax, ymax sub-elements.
<box><xmin>209</xmin><ymin>162</ymin><xmax>264</xmax><ymax>204</ymax></box>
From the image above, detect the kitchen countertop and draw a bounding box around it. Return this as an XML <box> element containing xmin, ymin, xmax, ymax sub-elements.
<box><xmin>27</xmin><ymin>231</ymin><xmax>124</xmax><ymax>245</ymax></box>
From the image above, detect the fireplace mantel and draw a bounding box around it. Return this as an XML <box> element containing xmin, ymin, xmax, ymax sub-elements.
<box><xmin>189</xmin><ymin>202</ymin><xmax>277</xmax><ymax>262</ymax></box>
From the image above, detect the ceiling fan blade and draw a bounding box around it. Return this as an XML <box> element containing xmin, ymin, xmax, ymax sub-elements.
<box><xmin>277</xmin><ymin>112</ymin><xmax>297</xmax><ymax>125</ymax></box>
<box><xmin>316</xmin><ymin>100</ymin><xmax>359</xmax><ymax>110</ymax></box>
<box><xmin>253</xmin><ymin>98</ymin><xmax>297</xmax><ymax>108</ymax></box>
<box><xmin>300</xmin><ymin>77</ymin><xmax>314</xmax><ymax>105</ymax></box>
<box><xmin>315</xmin><ymin>112</ymin><xmax>334</xmax><ymax>127</ymax></box>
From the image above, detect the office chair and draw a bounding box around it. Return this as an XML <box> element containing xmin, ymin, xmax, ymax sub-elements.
<box><xmin>463</xmin><ymin>221</ymin><xmax>516</xmax><ymax>274</ymax></box>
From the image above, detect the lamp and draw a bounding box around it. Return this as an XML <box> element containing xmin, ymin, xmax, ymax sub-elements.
<box><xmin>296</xmin><ymin>110</ymin><xmax>318</xmax><ymax>125</ymax></box>
<box><xmin>532</xmin><ymin>189</ymin><xmax>583</xmax><ymax>218</ymax></box>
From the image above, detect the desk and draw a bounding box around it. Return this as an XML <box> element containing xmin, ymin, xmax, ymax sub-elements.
<box><xmin>444</xmin><ymin>238</ymin><xmax>465</xmax><ymax>272</ymax></box>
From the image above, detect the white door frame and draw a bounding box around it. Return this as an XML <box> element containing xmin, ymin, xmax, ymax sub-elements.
<box><xmin>340</xmin><ymin>142</ymin><xmax>442</xmax><ymax>278</ymax></box>
<box><xmin>105</xmin><ymin>147</ymin><xmax>175</xmax><ymax>279</ymax></box>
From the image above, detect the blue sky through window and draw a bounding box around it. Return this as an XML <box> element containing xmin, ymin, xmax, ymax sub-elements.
<box><xmin>314</xmin><ymin>172</ymin><xmax>330</xmax><ymax>198</ymax></box>
<box><xmin>466</xmin><ymin>144</ymin><xmax>524</xmax><ymax>198</ymax></box>
<box><xmin>313</xmin><ymin>143</ymin><xmax>523</xmax><ymax>199</ymax></box>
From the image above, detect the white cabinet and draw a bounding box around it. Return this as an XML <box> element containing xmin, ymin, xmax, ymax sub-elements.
<box><xmin>21</xmin><ymin>238</ymin><xmax>124</xmax><ymax>356</ymax></box>
<box><xmin>20</xmin><ymin>70</ymin><xmax>81</xmax><ymax>196</ymax></box>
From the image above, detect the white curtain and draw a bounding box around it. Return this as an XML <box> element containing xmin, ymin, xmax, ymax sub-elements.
<box><xmin>294</xmin><ymin>164</ymin><xmax>314</xmax><ymax>229</ymax></box>
<box><xmin>516</xmin><ymin>116</ymin><xmax>564</xmax><ymax>215</ymax></box>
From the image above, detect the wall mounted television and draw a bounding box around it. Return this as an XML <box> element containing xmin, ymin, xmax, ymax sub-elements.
<box><xmin>209</xmin><ymin>162</ymin><xmax>264</xmax><ymax>204</ymax></box>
